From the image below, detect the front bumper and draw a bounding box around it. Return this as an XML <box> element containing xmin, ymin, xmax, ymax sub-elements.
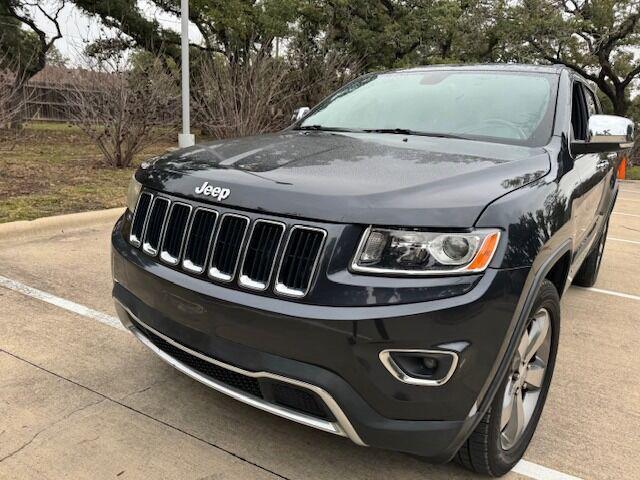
<box><xmin>112</xmin><ymin>215</ymin><xmax>529</xmax><ymax>462</ymax></box>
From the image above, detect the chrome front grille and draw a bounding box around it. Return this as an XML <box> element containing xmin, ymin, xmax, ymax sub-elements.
<box><xmin>129</xmin><ymin>191</ymin><xmax>326</xmax><ymax>298</ymax></box>
<box><xmin>239</xmin><ymin>220</ymin><xmax>285</xmax><ymax>291</ymax></box>
<box><xmin>182</xmin><ymin>208</ymin><xmax>218</xmax><ymax>274</ymax></box>
<box><xmin>275</xmin><ymin>227</ymin><xmax>327</xmax><ymax>297</ymax></box>
<box><xmin>209</xmin><ymin>214</ymin><xmax>250</xmax><ymax>282</ymax></box>
<box><xmin>159</xmin><ymin>202</ymin><xmax>191</xmax><ymax>265</ymax></box>
<box><xmin>129</xmin><ymin>192</ymin><xmax>152</xmax><ymax>247</ymax></box>
<box><xmin>142</xmin><ymin>197</ymin><xmax>170</xmax><ymax>256</ymax></box>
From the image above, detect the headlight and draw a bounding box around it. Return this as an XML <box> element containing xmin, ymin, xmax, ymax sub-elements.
<box><xmin>351</xmin><ymin>227</ymin><xmax>501</xmax><ymax>275</ymax></box>
<box><xmin>126</xmin><ymin>174</ymin><xmax>143</xmax><ymax>212</ymax></box>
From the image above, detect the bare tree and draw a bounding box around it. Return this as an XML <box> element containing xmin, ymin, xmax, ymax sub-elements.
<box><xmin>65</xmin><ymin>57</ymin><xmax>179</xmax><ymax>168</ymax></box>
<box><xmin>192</xmin><ymin>54</ymin><xmax>294</xmax><ymax>139</ymax></box>
<box><xmin>192</xmin><ymin>52</ymin><xmax>361</xmax><ymax>140</ymax></box>
<box><xmin>0</xmin><ymin>65</ymin><xmax>22</xmax><ymax>128</ymax></box>
<box><xmin>0</xmin><ymin>52</ymin><xmax>31</xmax><ymax>144</ymax></box>
<box><xmin>1</xmin><ymin>0</ymin><xmax>66</xmax><ymax>124</ymax></box>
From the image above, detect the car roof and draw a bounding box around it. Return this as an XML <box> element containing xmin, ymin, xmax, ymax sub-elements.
<box><xmin>390</xmin><ymin>63</ymin><xmax>567</xmax><ymax>75</ymax></box>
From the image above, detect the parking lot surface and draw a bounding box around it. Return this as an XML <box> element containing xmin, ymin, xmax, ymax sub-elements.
<box><xmin>1</xmin><ymin>183</ymin><xmax>639</xmax><ymax>480</ymax></box>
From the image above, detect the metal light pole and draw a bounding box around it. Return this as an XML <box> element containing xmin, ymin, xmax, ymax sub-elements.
<box><xmin>178</xmin><ymin>0</ymin><xmax>195</xmax><ymax>148</ymax></box>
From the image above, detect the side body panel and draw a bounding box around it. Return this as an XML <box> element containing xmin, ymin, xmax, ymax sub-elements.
<box><xmin>472</xmin><ymin>68</ymin><xmax>618</xmax><ymax>431</ymax></box>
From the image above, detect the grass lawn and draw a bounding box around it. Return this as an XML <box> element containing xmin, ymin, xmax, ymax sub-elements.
<box><xmin>626</xmin><ymin>165</ymin><xmax>640</xmax><ymax>180</ymax></box>
<box><xmin>0</xmin><ymin>122</ymin><xmax>174</xmax><ymax>223</ymax></box>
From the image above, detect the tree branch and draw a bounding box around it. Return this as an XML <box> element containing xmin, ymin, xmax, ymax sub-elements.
<box><xmin>621</xmin><ymin>64</ymin><xmax>640</xmax><ymax>88</ymax></box>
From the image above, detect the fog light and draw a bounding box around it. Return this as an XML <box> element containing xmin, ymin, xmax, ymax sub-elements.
<box><xmin>379</xmin><ymin>349</ymin><xmax>459</xmax><ymax>386</ymax></box>
<box><xmin>422</xmin><ymin>357</ymin><xmax>438</xmax><ymax>371</ymax></box>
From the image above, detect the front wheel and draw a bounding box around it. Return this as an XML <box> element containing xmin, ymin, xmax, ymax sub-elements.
<box><xmin>455</xmin><ymin>280</ymin><xmax>560</xmax><ymax>477</ymax></box>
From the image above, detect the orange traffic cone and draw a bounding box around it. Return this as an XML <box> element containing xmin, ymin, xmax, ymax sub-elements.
<box><xmin>618</xmin><ymin>156</ymin><xmax>627</xmax><ymax>180</ymax></box>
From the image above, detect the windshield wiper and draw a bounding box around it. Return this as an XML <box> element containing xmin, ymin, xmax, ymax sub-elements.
<box><xmin>363</xmin><ymin>128</ymin><xmax>469</xmax><ymax>140</ymax></box>
<box><xmin>296</xmin><ymin>125</ymin><xmax>358</xmax><ymax>133</ymax></box>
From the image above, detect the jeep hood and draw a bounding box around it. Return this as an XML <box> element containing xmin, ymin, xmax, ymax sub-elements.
<box><xmin>138</xmin><ymin>131</ymin><xmax>550</xmax><ymax>228</ymax></box>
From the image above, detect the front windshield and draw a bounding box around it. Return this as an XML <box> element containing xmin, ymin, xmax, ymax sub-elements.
<box><xmin>299</xmin><ymin>70</ymin><xmax>558</xmax><ymax>146</ymax></box>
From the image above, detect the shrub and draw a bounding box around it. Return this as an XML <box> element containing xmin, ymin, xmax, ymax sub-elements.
<box><xmin>65</xmin><ymin>57</ymin><xmax>179</xmax><ymax>168</ymax></box>
<box><xmin>192</xmin><ymin>52</ymin><xmax>361</xmax><ymax>139</ymax></box>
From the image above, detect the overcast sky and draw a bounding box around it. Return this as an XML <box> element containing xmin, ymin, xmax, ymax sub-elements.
<box><xmin>27</xmin><ymin>0</ymin><xmax>203</xmax><ymax>66</ymax></box>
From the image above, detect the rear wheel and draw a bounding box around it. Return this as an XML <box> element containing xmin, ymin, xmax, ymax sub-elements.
<box><xmin>573</xmin><ymin>219</ymin><xmax>609</xmax><ymax>287</ymax></box>
<box><xmin>455</xmin><ymin>280</ymin><xmax>560</xmax><ymax>477</ymax></box>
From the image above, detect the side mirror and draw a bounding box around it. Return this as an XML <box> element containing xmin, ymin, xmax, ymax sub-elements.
<box><xmin>572</xmin><ymin>114</ymin><xmax>635</xmax><ymax>154</ymax></box>
<box><xmin>291</xmin><ymin>106</ymin><xmax>310</xmax><ymax>123</ymax></box>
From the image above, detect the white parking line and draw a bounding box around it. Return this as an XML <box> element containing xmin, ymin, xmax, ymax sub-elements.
<box><xmin>0</xmin><ymin>273</ymin><xmax>584</xmax><ymax>480</ymax></box>
<box><xmin>608</xmin><ymin>236</ymin><xmax>640</xmax><ymax>245</ymax></box>
<box><xmin>612</xmin><ymin>212</ymin><xmax>640</xmax><ymax>218</ymax></box>
<box><xmin>575</xmin><ymin>286</ymin><xmax>640</xmax><ymax>302</ymax></box>
<box><xmin>0</xmin><ymin>275</ymin><xmax>124</xmax><ymax>331</ymax></box>
<box><xmin>619</xmin><ymin>189</ymin><xmax>640</xmax><ymax>195</ymax></box>
<box><xmin>513</xmin><ymin>459</ymin><xmax>582</xmax><ymax>480</ymax></box>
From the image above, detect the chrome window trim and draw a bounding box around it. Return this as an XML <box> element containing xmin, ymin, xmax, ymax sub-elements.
<box><xmin>159</xmin><ymin>202</ymin><xmax>193</xmax><ymax>266</ymax></box>
<box><xmin>181</xmin><ymin>207</ymin><xmax>219</xmax><ymax>274</ymax></box>
<box><xmin>142</xmin><ymin>196</ymin><xmax>171</xmax><ymax>257</ymax></box>
<box><xmin>379</xmin><ymin>349</ymin><xmax>459</xmax><ymax>386</ymax></box>
<box><xmin>238</xmin><ymin>219</ymin><xmax>286</xmax><ymax>291</ymax></box>
<box><xmin>129</xmin><ymin>191</ymin><xmax>153</xmax><ymax>247</ymax></box>
<box><xmin>207</xmin><ymin>213</ymin><xmax>250</xmax><ymax>283</ymax></box>
<box><xmin>274</xmin><ymin>225</ymin><xmax>327</xmax><ymax>298</ymax></box>
<box><xmin>115</xmin><ymin>299</ymin><xmax>365</xmax><ymax>447</ymax></box>
<box><xmin>350</xmin><ymin>226</ymin><xmax>501</xmax><ymax>276</ymax></box>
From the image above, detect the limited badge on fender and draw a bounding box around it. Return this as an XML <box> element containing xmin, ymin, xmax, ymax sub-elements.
<box><xmin>194</xmin><ymin>181</ymin><xmax>231</xmax><ymax>201</ymax></box>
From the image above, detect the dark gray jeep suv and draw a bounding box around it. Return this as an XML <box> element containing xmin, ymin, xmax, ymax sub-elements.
<box><xmin>111</xmin><ymin>65</ymin><xmax>634</xmax><ymax>476</ymax></box>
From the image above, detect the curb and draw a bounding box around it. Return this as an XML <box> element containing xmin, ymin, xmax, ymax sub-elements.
<box><xmin>0</xmin><ymin>207</ymin><xmax>124</xmax><ymax>243</ymax></box>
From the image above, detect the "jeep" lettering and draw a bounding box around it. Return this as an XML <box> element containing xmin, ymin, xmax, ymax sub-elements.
<box><xmin>194</xmin><ymin>181</ymin><xmax>231</xmax><ymax>201</ymax></box>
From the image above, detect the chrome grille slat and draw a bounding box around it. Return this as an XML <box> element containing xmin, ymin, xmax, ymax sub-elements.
<box><xmin>142</xmin><ymin>197</ymin><xmax>170</xmax><ymax>256</ymax></box>
<box><xmin>239</xmin><ymin>220</ymin><xmax>285</xmax><ymax>291</ymax></box>
<box><xmin>129</xmin><ymin>192</ymin><xmax>153</xmax><ymax>247</ymax></box>
<box><xmin>208</xmin><ymin>214</ymin><xmax>249</xmax><ymax>282</ymax></box>
<box><xmin>275</xmin><ymin>227</ymin><xmax>326</xmax><ymax>298</ymax></box>
<box><xmin>182</xmin><ymin>208</ymin><xmax>218</xmax><ymax>274</ymax></box>
<box><xmin>159</xmin><ymin>202</ymin><xmax>192</xmax><ymax>265</ymax></box>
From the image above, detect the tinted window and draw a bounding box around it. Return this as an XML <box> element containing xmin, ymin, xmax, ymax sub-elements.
<box><xmin>571</xmin><ymin>82</ymin><xmax>588</xmax><ymax>141</ymax></box>
<box><xmin>300</xmin><ymin>71</ymin><xmax>558</xmax><ymax>147</ymax></box>
<box><xmin>583</xmin><ymin>85</ymin><xmax>598</xmax><ymax>117</ymax></box>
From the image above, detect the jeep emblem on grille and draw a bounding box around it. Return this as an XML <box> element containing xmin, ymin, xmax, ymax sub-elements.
<box><xmin>194</xmin><ymin>181</ymin><xmax>231</xmax><ymax>201</ymax></box>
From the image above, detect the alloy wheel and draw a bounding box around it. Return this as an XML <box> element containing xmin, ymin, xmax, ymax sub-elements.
<box><xmin>500</xmin><ymin>307</ymin><xmax>552</xmax><ymax>450</ymax></box>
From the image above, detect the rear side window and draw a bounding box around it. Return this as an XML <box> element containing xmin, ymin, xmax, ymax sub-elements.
<box><xmin>571</xmin><ymin>82</ymin><xmax>588</xmax><ymax>141</ymax></box>
<box><xmin>582</xmin><ymin>85</ymin><xmax>598</xmax><ymax>117</ymax></box>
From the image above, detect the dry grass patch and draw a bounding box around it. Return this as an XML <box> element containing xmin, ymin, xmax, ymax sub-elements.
<box><xmin>0</xmin><ymin>122</ymin><xmax>173</xmax><ymax>223</ymax></box>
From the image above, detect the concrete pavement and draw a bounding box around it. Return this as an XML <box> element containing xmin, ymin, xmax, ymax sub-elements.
<box><xmin>0</xmin><ymin>185</ymin><xmax>638</xmax><ymax>479</ymax></box>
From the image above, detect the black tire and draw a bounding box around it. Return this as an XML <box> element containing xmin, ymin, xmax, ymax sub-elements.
<box><xmin>573</xmin><ymin>219</ymin><xmax>609</xmax><ymax>287</ymax></box>
<box><xmin>454</xmin><ymin>280</ymin><xmax>560</xmax><ymax>477</ymax></box>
